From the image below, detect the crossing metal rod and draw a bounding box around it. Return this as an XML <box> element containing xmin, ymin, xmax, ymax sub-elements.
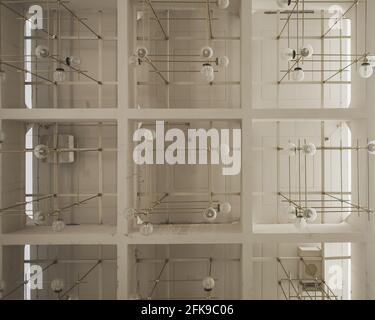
<box><xmin>47</xmin><ymin>194</ymin><xmax>101</xmax><ymax>217</ymax></box>
<box><xmin>276</xmin><ymin>258</ymin><xmax>301</xmax><ymax>300</ymax></box>
<box><xmin>0</xmin><ymin>260</ymin><xmax>58</xmax><ymax>300</ymax></box>
<box><xmin>277</xmin><ymin>0</ymin><xmax>299</xmax><ymax>40</ymax></box>
<box><xmin>324</xmin><ymin>192</ymin><xmax>373</xmax><ymax>214</ymax></box>
<box><xmin>0</xmin><ymin>194</ymin><xmax>55</xmax><ymax>213</ymax></box>
<box><xmin>323</xmin><ymin>54</ymin><xmax>367</xmax><ymax>83</ymax></box>
<box><xmin>143</xmin><ymin>57</ymin><xmax>170</xmax><ymax>84</ymax></box>
<box><xmin>0</xmin><ymin>60</ymin><xmax>56</xmax><ymax>85</ymax></box>
<box><xmin>57</xmin><ymin>0</ymin><xmax>101</xmax><ymax>39</ymax></box>
<box><xmin>147</xmin><ymin>259</ymin><xmax>169</xmax><ymax>299</ymax></box>
<box><xmin>60</xmin><ymin>260</ymin><xmax>102</xmax><ymax>299</ymax></box>
<box><xmin>321</xmin><ymin>0</ymin><xmax>359</xmax><ymax>38</ymax></box>
<box><xmin>145</xmin><ymin>0</ymin><xmax>169</xmax><ymax>40</ymax></box>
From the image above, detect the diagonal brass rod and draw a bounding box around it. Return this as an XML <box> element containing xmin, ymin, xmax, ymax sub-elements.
<box><xmin>277</xmin><ymin>0</ymin><xmax>299</xmax><ymax>40</ymax></box>
<box><xmin>206</xmin><ymin>0</ymin><xmax>214</xmax><ymax>40</ymax></box>
<box><xmin>144</xmin><ymin>57</ymin><xmax>170</xmax><ymax>84</ymax></box>
<box><xmin>57</xmin><ymin>0</ymin><xmax>101</xmax><ymax>39</ymax></box>
<box><xmin>321</xmin><ymin>0</ymin><xmax>359</xmax><ymax>38</ymax></box>
<box><xmin>323</xmin><ymin>54</ymin><xmax>366</xmax><ymax>83</ymax></box>
<box><xmin>145</xmin><ymin>0</ymin><xmax>169</xmax><ymax>40</ymax></box>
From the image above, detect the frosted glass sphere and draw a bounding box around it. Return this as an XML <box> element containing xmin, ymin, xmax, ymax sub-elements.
<box><xmin>0</xmin><ymin>70</ymin><xmax>6</xmax><ymax>83</ymax></box>
<box><xmin>33</xmin><ymin>211</ymin><xmax>46</xmax><ymax>224</ymax></box>
<box><xmin>277</xmin><ymin>0</ymin><xmax>291</xmax><ymax>9</ymax></box>
<box><xmin>202</xmin><ymin>276</ymin><xmax>215</xmax><ymax>291</ymax></box>
<box><xmin>51</xmin><ymin>278</ymin><xmax>65</xmax><ymax>293</ymax></box>
<box><xmin>136</xmin><ymin>47</ymin><xmax>148</xmax><ymax>59</ymax></box>
<box><xmin>66</xmin><ymin>56</ymin><xmax>81</xmax><ymax>66</ymax></box>
<box><xmin>292</xmin><ymin>67</ymin><xmax>305</xmax><ymax>82</ymax></box>
<box><xmin>217</xmin><ymin>0</ymin><xmax>230</xmax><ymax>9</ymax></box>
<box><xmin>294</xmin><ymin>217</ymin><xmax>307</xmax><ymax>229</ymax></box>
<box><xmin>140</xmin><ymin>223</ymin><xmax>153</xmax><ymax>236</ymax></box>
<box><xmin>33</xmin><ymin>144</ymin><xmax>50</xmax><ymax>160</ymax></box>
<box><xmin>286</xmin><ymin>142</ymin><xmax>297</xmax><ymax>156</ymax></box>
<box><xmin>286</xmin><ymin>206</ymin><xmax>298</xmax><ymax>220</ymax></box>
<box><xmin>202</xmin><ymin>207</ymin><xmax>218</xmax><ymax>222</ymax></box>
<box><xmin>52</xmin><ymin>220</ymin><xmax>65</xmax><ymax>232</ymax></box>
<box><xmin>304</xmin><ymin>208</ymin><xmax>318</xmax><ymax>223</ymax></box>
<box><xmin>200</xmin><ymin>46</ymin><xmax>214</xmax><ymax>59</ymax></box>
<box><xmin>368</xmin><ymin>141</ymin><xmax>375</xmax><ymax>155</ymax></box>
<box><xmin>281</xmin><ymin>48</ymin><xmax>296</xmax><ymax>61</ymax></box>
<box><xmin>35</xmin><ymin>45</ymin><xmax>50</xmax><ymax>58</ymax></box>
<box><xmin>124</xmin><ymin>208</ymin><xmax>137</xmax><ymax>219</ymax></box>
<box><xmin>302</xmin><ymin>143</ymin><xmax>317</xmax><ymax>156</ymax></box>
<box><xmin>53</xmin><ymin>68</ymin><xmax>66</xmax><ymax>82</ymax></box>
<box><xmin>219</xmin><ymin>202</ymin><xmax>232</xmax><ymax>214</ymax></box>
<box><xmin>300</xmin><ymin>44</ymin><xmax>314</xmax><ymax>58</ymax></box>
<box><xmin>201</xmin><ymin>64</ymin><xmax>215</xmax><ymax>82</ymax></box>
<box><xmin>358</xmin><ymin>62</ymin><xmax>374</xmax><ymax>79</ymax></box>
<box><xmin>217</xmin><ymin>56</ymin><xmax>229</xmax><ymax>68</ymax></box>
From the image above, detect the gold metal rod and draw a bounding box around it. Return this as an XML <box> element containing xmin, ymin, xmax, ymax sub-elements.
<box><xmin>143</xmin><ymin>57</ymin><xmax>170</xmax><ymax>84</ymax></box>
<box><xmin>57</xmin><ymin>0</ymin><xmax>101</xmax><ymax>39</ymax></box>
<box><xmin>0</xmin><ymin>194</ymin><xmax>55</xmax><ymax>212</ymax></box>
<box><xmin>145</xmin><ymin>0</ymin><xmax>169</xmax><ymax>40</ymax></box>
<box><xmin>277</xmin><ymin>0</ymin><xmax>299</xmax><ymax>40</ymax></box>
<box><xmin>148</xmin><ymin>259</ymin><xmax>169</xmax><ymax>299</ymax></box>
<box><xmin>323</xmin><ymin>54</ymin><xmax>366</xmax><ymax>83</ymax></box>
<box><xmin>47</xmin><ymin>194</ymin><xmax>101</xmax><ymax>217</ymax></box>
<box><xmin>0</xmin><ymin>61</ymin><xmax>56</xmax><ymax>84</ymax></box>
<box><xmin>206</xmin><ymin>0</ymin><xmax>213</xmax><ymax>40</ymax></box>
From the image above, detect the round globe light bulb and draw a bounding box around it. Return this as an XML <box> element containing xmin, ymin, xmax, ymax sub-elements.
<box><xmin>304</xmin><ymin>208</ymin><xmax>318</xmax><ymax>223</ymax></box>
<box><xmin>292</xmin><ymin>67</ymin><xmax>305</xmax><ymax>81</ymax></box>
<box><xmin>286</xmin><ymin>206</ymin><xmax>298</xmax><ymax>220</ymax></box>
<box><xmin>136</xmin><ymin>47</ymin><xmax>149</xmax><ymax>59</ymax></box>
<box><xmin>219</xmin><ymin>202</ymin><xmax>232</xmax><ymax>214</ymax></box>
<box><xmin>217</xmin><ymin>0</ymin><xmax>230</xmax><ymax>9</ymax></box>
<box><xmin>202</xmin><ymin>276</ymin><xmax>215</xmax><ymax>291</ymax></box>
<box><xmin>201</xmin><ymin>63</ymin><xmax>215</xmax><ymax>83</ymax></box>
<box><xmin>286</xmin><ymin>142</ymin><xmax>297</xmax><ymax>156</ymax></box>
<box><xmin>53</xmin><ymin>68</ymin><xmax>66</xmax><ymax>82</ymax></box>
<box><xmin>359</xmin><ymin>62</ymin><xmax>374</xmax><ymax>79</ymax></box>
<box><xmin>33</xmin><ymin>144</ymin><xmax>50</xmax><ymax>160</ymax></box>
<box><xmin>52</xmin><ymin>220</ymin><xmax>65</xmax><ymax>232</ymax></box>
<box><xmin>35</xmin><ymin>45</ymin><xmax>50</xmax><ymax>58</ymax></box>
<box><xmin>300</xmin><ymin>44</ymin><xmax>314</xmax><ymax>58</ymax></box>
<box><xmin>367</xmin><ymin>140</ymin><xmax>375</xmax><ymax>155</ymax></box>
<box><xmin>281</xmin><ymin>48</ymin><xmax>296</xmax><ymax>61</ymax></box>
<box><xmin>140</xmin><ymin>222</ymin><xmax>154</xmax><ymax>236</ymax></box>
<box><xmin>217</xmin><ymin>56</ymin><xmax>229</xmax><ymax>68</ymax></box>
<box><xmin>302</xmin><ymin>143</ymin><xmax>317</xmax><ymax>156</ymax></box>
<box><xmin>202</xmin><ymin>207</ymin><xmax>218</xmax><ymax>222</ymax></box>
<box><xmin>66</xmin><ymin>56</ymin><xmax>81</xmax><ymax>67</ymax></box>
<box><xmin>51</xmin><ymin>278</ymin><xmax>65</xmax><ymax>293</ymax></box>
<box><xmin>200</xmin><ymin>46</ymin><xmax>214</xmax><ymax>59</ymax></box>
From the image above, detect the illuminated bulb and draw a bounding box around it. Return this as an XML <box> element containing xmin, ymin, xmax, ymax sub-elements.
<box><xmin>140</xmin><ymin>222</ymin><xmax>153</xmax><ymax>236</ymax></box>
<box><xmin>53</xmin><ymin>67</ymin><xmax>66</xmax><ymax>82</ymax></box>
<box><xmin>65</xmin><ymin>56</ymin><xmax>81</xmax><ymax>67</ymax></box>
<box><xmin>124</xmin><ymin>208</ymin><xmax>137</xmax><ymax>219</ymax></box>
<box><xmin>136</xmin><ymin>47</ymin><xmax>149</xmax><ymax>59</ymax></box>
<box><xmin>300</xmin><ymin>44</ymin><xmax>314</xmax><ymax>58</ymax></box>
<box><xmin>201</xmin><ymin>63</ymin><xmax>215</xmax><ymax>83</ymax></box>
<box><xmin>219</xmin><ymin>202</ymin><xmax>232</xmax><ymax>214</ymax></box>
<box><xmin>359</xmin><ymin>60</ymin><xmax>374</xmax><ymax>79</ymax></box>
<box><xmin>202</xmin><ymin>207</ymin><xmax>218</xmax><ymax>222</ymax></box>
<box><xmin>35</xmin><ymin>45</ymin><xmax>50</xmax><ymax>58</ymax></box>
<box><xmin>51</xmin><ymin>278</ymin><xmax>65</xmax><ymax>293</ymax></box>
<box><xmin>292</xmin><ymin>67</ymin><xmax>305</xmax><ymax>82</ymax></box>
<box><xmin>277</xmin><ymin>0</ymin><xmax>292</xmax><ymax>9</ymax></box>
<box><xmin>286</xmin><ymin>206</ymin><xmax>298</xmax><ymax>220</ymax></box>
<box><xmin>294</xmin><ymin>217</ymin><xmax>307</xmax><ymax>229</ymax></box>
<box><xmin>33</xmin><ymin>144</ymin><xmax>50</xmax><ymax>160</ymax></box>
<box><xmin>217</xmin><ymin>56</ymin><xmax>229</xmax><ymax>68</ymax></box>
<box><xmin>304</xmin><ymin>208</ymin><xmax>318</xmax><ymax>223</ymax></box>
<box><xmin>217</xmin><ymin>0</ymin><xmax>230</xmax><ymax>9</ymax></box>
<box><xmin>286</xmin><ymin>142</ymin><xmax>297</xmax><ymax>156</ymax></box>
<box><xmin>281</xmin><ymin>48</ymin><xmax>296</xmax><ymax>61</ymax></box>
<box><xmin>302</xmin><ymin>143</ymin><xmax>317</xmax><ymax>156</ymax></box>
<box><xmin>202</xmin><ymin>276</ymin><xmax>215</xmax><ymax>292</ymax></box>
<box><xmin>52</xmin><ymin>220</ymin><xmax>65</xmax><ymax>232</ymax></box>
<box><xmin>0</xmin><ymin>70</ymin><xmax>6</xmax><ymax>83</ymax></box>
<box><xmin>200</xmin><ymin>46</ymin><xmax>214</xmax><ymax>59</ymax></box>
<box><xmin>368</xmin><ymin>140</ymin><xmax>375</xmax><ymax>155</ymax></box>
<box><xmin>33</xmin><ymin>211</ymin><xmax>46</xmax><ymax>224</ymax></box>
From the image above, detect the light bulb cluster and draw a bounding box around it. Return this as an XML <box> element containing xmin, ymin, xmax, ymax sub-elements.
<box><xmin>287</xmin><ymin>206</ymin><xmax>318</xmax><ymax>229</ymax></box>
<box><xmin>285</xmin><ymin>142</ymin><xmax>317</xmax><ymax>157</ymax></box>
<box><xmin>281</xmin><ymin>45</ymin><xmax>314</xmax><ymax>82</ymax></box>
<box><xmin>200</xmin><ymin>46</ymin><xmax>230</xmax><ymax>83</ymax></box>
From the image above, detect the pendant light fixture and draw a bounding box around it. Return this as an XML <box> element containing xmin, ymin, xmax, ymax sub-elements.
<box><xmin>217</xmin><ymin>0</ymin><xmax>230</xmax><ymax>10</ymax></box>
<box><xmin>201</xmin><ymin>63</ymin><xmax>215</xmax><ymax>83</ymax></box>
<box><xmin>202</xmin><ymin>207</ymin><xmax>218</xmax><ymax>222</ymax></box>
<box><xmin>35</xmin><ymin>45</ymin><xmax>50</xmax><ymax>58</ymax></box>
<box><xmin>276</xmin><ymin>0</ymin><xmax>292</xmax><ymax>9</ymax></box>
<box><xmin>202</xmin><ymin>276</ymin><xmax>215</xmax><ymax>292</ymax></box>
